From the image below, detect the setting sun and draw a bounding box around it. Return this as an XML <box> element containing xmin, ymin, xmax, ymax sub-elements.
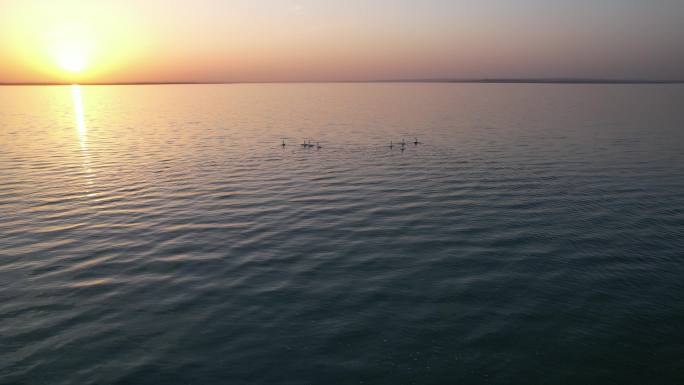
<box><xmin>55</xmin><ymin>42</ymin><xmax>89</xmax><ymax>73</ymax></box>
<box><xmin>0</xmin><ymin>1</ymin><xmax>146</xmax><ymax>83</ymax></box>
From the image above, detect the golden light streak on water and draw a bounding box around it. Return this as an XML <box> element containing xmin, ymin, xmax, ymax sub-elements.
<box><xmin>71</xmin><ymin>84</ymin><xmax>94</xmax><ymax>185</ymax></box>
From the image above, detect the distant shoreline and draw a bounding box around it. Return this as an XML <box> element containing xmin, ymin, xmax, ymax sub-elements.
<box><xmin>2</xmin><ymin>79</ymin><xmax>684</xmax><ymax>86</ymax></box>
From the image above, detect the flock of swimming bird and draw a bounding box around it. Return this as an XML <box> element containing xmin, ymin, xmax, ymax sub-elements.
<box><xmin>281</xmin><ymin>137</ymin><xmax>423</xmax><ymax>151</ymax></box>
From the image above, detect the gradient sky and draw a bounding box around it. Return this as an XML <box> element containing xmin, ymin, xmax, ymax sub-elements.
<box><xmin>1</xmin><ymin>0</ymin><xmax>683</xmax><ymax>83</ymax></box>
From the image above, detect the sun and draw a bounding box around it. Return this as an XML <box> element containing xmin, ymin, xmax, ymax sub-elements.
<box><xmin>54</xmin><ymin>42</ymin><xmax>89</xmax><ymax>73</ymax></box>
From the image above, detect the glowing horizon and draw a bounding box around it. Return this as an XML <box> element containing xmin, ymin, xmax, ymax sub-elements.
<box><xmin>1</xmin><ymin>1</ymin><xmax>683</xmax><ymax>84</ymax></box>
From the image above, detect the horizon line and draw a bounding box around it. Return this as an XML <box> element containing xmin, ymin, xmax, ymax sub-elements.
<box><xmin>2</xmin><ymin>78</ymin><xmax>684</xmax><ymax>86</ymax></box>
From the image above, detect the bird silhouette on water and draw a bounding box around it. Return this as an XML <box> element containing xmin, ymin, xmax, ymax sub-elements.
<box><xmin>284</xmin><ymin>137</ymin><xmax>423</xmax><ymax>152</ymax></box>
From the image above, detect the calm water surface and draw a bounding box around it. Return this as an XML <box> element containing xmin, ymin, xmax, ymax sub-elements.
<box><xmin>1</xmin><ymin>84</ymin><xmax>683</xmax><ymax>384</ymax></box>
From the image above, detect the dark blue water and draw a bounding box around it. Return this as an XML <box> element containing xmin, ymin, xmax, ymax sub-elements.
<box><xmin>1</xmin><ymin>84</ymin><xmax>684</xmax><ymax>384</ymax></box>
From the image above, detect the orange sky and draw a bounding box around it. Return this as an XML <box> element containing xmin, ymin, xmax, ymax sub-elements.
<box><xmin>1</xmin><ymin>0</ymin><xmax>683</xmax><ymax>83</ymax></box>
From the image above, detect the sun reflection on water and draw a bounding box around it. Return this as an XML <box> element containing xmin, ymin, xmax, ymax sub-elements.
<box><xmin>71</xmin><ymin>84</ymin><xmax>86</xmax><ymax>140</ymax></box>
<box><xmin>71</xmin><ymin>84</ymin><xmax>94</xmax><ymax>185</ymax></box>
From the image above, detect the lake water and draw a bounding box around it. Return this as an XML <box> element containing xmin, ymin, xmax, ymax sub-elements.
<box><xmin>1</xmin><ymin>84</ymin><xmax>683</xmax><ymax>384</ymax></box>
